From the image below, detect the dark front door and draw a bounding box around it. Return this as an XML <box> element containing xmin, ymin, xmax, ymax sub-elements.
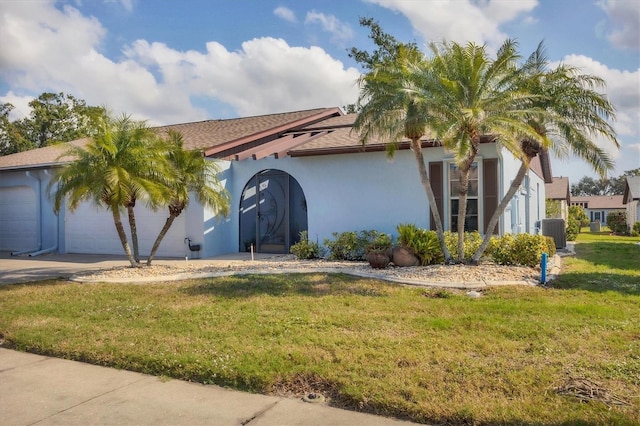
<box><xmin>239</xmin><ymin>170</ymin><xmax>307</xmax><ymax>254</ymax></box>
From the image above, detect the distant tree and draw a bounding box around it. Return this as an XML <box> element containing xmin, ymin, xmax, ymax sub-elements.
<box><xmin>0</xmin><ymin>103</ymin><xmax>33</xmax><ymax>155</ymax></box>
<box><xmin>571</xmin><ymin>169</ymin><xmax>640</xmax><ymax>196</ymax></box>
<box><xmin>0</xmin><ymin>92</ymin><xmax>104</xmax><ymax>156</ymax></box>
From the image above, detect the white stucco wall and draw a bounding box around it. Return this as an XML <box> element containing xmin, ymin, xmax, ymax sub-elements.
<box><xmin>204</xmin><ymin>143</ymin><xmax>539</xmax><ymax>258</ymax></box>
<box><xmin>498</xmin><ymin>149</ymin><xmax>545</xmax><ymax>235</ymax></box>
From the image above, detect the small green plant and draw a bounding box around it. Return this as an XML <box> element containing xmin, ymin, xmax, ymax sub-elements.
<box><xmin>566</xmin><ymin>216</ymin><xmax>579</xmax><ymax>241</ymax></box>
<box><xmin>606</xmin><ymin>211</ymin><xmax>627</xmax><ymax>234</ymax></box>
<box><xmin>444</xmin><ymin>231</ymin><xmax>487</xmax><ymax>261</ymax></box>
<box><xmin>396</xmin><ymin>223</ymin><xmax>443</xmax><ymax>265</ymax></box>
<box><xmin>366</xmin><ymin>233</ymin><xmax>392</xmax><ymax>252</ymax></box>
<box><xmin>543</xmin><ymin>236</ymin><xmax>557</xmax><ymax>257</ymax></box>
<box><xmin>632</xmin><ymin>221</ymin><xmax>640</xmax><ymax>237</ymax></box>
<box><xmin>290</xmin><ymin>231</ymin><xmax>321</xmax><ymax>259</ymax></box>
<box><xmin>324</xmin><ymin>230</ymin><xmax>388</xmax><ymax>261</ymax></box>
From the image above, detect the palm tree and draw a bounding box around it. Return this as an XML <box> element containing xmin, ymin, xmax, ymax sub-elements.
<box><xmin>353</xmin><ymin>44</ymin><xmax>453</xmax><ymax>263</ymax></box>
<box><xmin>470</xmin><ymin>45</ymin><xmax>618</xmax><ymax>262</ymax></box>
<box><xmin>146</xmin><ymin>131</ymin><xmax>230</xmax><ymax>265</ymax></box>
<box><xmin>412</xmin><ymin>40</ymin><xmax>548</xmax><ymax>262</ymax></box>
<box><xmin>49</xmin><ymin>113</ymin><xmax>170</xmax><ymax>267</ymax></box>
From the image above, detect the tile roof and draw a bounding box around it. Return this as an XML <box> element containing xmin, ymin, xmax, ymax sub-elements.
<box><xmin>623</xmin><ymin>176</ymin><xmax>640</xmax><ymax>203</ymax></box>
<box><xmin>0</xmin><ymin>139</ymin><xmax>88</xmax><ymax>171</ymax></box>
<box><xmin>0</xmin><ymin>108</ymin><xmax>340</xmax><ymax>171</ymax></box>
<box><xmin>545</xmin><ymin>177</ymin><xmax>570</xmax><ymax>200</ymax></box>
<box><xmin>571</xmin><ymin>195</ymin><xmax>625</xmax><ymax>209</ymax></box>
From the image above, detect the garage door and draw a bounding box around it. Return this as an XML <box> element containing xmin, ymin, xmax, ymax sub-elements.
<box><xmin>0</xmin><ymin>186</ymin><xmax>37</xmax><ymax>251</ymax></box>
<box><xmin>65</xmin><ymin>201</ymin><xmax>186</xmax><ymax>256</ymax></box>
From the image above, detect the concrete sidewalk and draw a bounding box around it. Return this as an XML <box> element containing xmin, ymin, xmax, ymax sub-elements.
<box><xmin>0</xmin><ymin>348</ymin><xmax>414</xmax><ymax>425</ymax></box>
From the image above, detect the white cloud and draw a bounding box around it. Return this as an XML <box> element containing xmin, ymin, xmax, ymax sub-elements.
<box><xmin>125</xmin><ymin>37</ymin><xmax>361</xmax><ymax>117</ymax></box>
<box><xmin>274</xmin><ymin>6</ymin><xmax>297</xmax><ymax>23</ymax></box>
<box><xmin>305</xmin><ymin>11</ymin><xmax>354</xmax><ymax>44</ymax></box>
<box><xmin>0</xmin><ymin>92</ymin><xmax>33</xmax><ymax>120</ymax></box>
<box><xmin>0</xmin><ymin>1</ymin><xmax>360</xmax><ymax>125</ymax></box>
<box><xmin>555</xmin><ymin>54</ymin><xmax>640</xmax><ymax>177</ymax></box>
<box><xmin>597</xmin><ymin>0</ymin><xmax>640</xmax><ymax>49</ymax></box>
<box><xmin>363</xmin><ymin>0</ymin><xmax>538</xmax><ymax>49</ymax></box>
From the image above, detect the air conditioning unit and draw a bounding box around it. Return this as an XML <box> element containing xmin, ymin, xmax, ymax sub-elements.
<box><xmin>541</xmin><ymin>219</ymin><xmax>566</xmax><ymax>249</ymax></box>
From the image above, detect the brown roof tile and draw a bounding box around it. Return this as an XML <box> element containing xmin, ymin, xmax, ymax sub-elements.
<box><xmin>545</xmin><ymin>177</ymin><xmax>570</xmax><ymax>201</ymax></box>
<box><xmin>571</xmin><ymin>195</ymin><xmax>625</xmax><ymax>209</ymax></box>
<box><xmin>0</xmin><ymin>139</ymin><xmax>88</xmax><ymax>171</ymax></box>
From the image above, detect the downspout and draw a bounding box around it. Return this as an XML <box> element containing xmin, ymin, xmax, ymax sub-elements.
<box><xmin>29</xmin><ymin>169</ymin><xmax>59</xmax><ymax>256</ymax></box>
<box><xmin>11</xmin><ymin>171</ymin><xmax>42</xmax><ymax>256</ymax></box>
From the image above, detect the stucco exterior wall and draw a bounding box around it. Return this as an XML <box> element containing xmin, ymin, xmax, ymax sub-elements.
<box><xmin>203</xmin><ymin>143</ymin><xmax>543</xmax><ymax>258</ymax></box>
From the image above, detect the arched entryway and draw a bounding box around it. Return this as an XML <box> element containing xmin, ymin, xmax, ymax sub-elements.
<box><xmin>239</xmin><ymin>169</ymin><xmax>308</xmax><ymax>253</ymax></box>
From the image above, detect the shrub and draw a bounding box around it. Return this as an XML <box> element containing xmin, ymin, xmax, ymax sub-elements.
<box><xmin>366</xmin><ymin>233</ymin><xmax>392</xmax><ymax>252</ymax></box>
<box><xmin>396</xmin><ymin>223</ymin><xmax>443</xmax><ymax>265</ymax></box>
<box><xmin>324</xmin><ymin>230</ymin><xmax>388</xmax><ymax>261</ymax></box>
<box><xmin>606</xmin><ymin>211</ymin><xmax>627</xmax><ymax>234</ymax></box>
<box><xmin>444</xmin><ymin>231</ymin><xmax>486</xmax><ymax>260</ymax></box>
<box><xmin>290</xmin><ymin>231</ymin><xmax>321</xmax><ymax>259</ymax></box>
<box><xmin>490</xmin><ymin>233</ymin><xmax>552</xmax><ymax>267</ymax></box>
<box><xmin>544</xmin><ymin>236</ymin><xmax>557</xmax><ymax>257</ymax></box>
<box><xmin>566</xmin><ymin>216</ymin><xmax>579</xmax><ymax>241</ymax></box>
<box><xmin>634</xmin><ymin>221</ymin><xmax>640</xmax><ymax>234</ymax></box>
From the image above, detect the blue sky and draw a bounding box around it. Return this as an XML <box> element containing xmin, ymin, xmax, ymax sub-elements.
<box><xmin>1</xmin><ymin>0</ymin><xmax>638</xmax><ymax>182</ymax></box>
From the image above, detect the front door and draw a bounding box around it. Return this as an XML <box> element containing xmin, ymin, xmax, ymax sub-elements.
<box><xmin>239</xmin><ymin>170</ymin><xmax>307</xmax><ymax>254</ymax></box>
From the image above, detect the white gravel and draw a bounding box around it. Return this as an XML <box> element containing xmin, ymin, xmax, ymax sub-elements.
<box><xmin>73</xmin><ymin>254</ymin><xmax>553</xmax><ymax>288</ymax></box>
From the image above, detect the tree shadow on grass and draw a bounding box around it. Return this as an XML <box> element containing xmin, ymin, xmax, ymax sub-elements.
<box><xmin>181</xmin><ymin>272</ymin><xmax>389</xmax><ymax>299</ymax></box>
<box><xmin>550</xmin><ymin>271</ymin><xmax>640</xmax><ymax>296</ymax></box>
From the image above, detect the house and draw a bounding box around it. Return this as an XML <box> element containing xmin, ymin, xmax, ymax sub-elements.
<box><xmin>570</xmin><ymin>195</ymin><xmax>625</xmax><ymax>225</ymax></box>
<box><xmin>623</xmin><ymin>176</ymin><xmax>640</xmax><ymax>231</ymax></box>
<box><xmin>0</xmin><ymin>107</ymin><xmax>551</xmax><ymax>258</ymax></box>
<box><xmin>545</xmin><ymin>177</ymin><xmax>570</xmax><ymax>223</ymax></box>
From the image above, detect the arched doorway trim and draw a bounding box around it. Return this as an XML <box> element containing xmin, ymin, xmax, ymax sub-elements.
<box><xmin>239</xmin><ymin>169</ymin><xmax>307</xmax><ymax>253</ymax></box>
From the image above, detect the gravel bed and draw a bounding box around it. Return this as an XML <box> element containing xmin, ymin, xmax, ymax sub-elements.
<box><xmin>73</xmin><ymin>254</ymin><xmax>546</xmax><ymax>287</ymax></box>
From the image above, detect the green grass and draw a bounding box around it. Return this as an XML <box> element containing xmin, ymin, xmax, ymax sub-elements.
<box><xmin>1</xmin><ymin>231</ymin><xmax>639</xmax><ymax>424</ymax></box>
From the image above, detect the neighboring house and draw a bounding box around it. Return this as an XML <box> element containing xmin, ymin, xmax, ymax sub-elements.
<box><xmin>545</xmin><ymin>176</ymin><xmax>570</xmax><ymax>223</ymax></box>
<box><xmin>0</xmin><ymin>107</ymin><xmax>551</xmax><ymax>258</ymax></box>
<box><xmin>570</xmin><ymin>195</ymin><xmax>625</xmax><ymax>225</ymax></box>
<box><xmin>623</xmin><ymin>176</ymin><xmax>640</xmax><ymax>231</ymax></box>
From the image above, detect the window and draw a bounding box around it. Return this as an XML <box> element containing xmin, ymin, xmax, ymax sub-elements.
<box><xmin>449</xmin><ymin>162</ymin><xmax>479</xmax><ymax>232</ymax></box>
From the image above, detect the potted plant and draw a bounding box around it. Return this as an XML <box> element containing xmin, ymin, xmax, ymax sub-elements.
<box><xmin>393</xmin><ymin>223</ymin><xmax>421</xmax><ymax>267</ymax></box>
<box><xmin>366</xmin><ymin>233</ymin><xmax>393</xmax><ymax>269</ymax></box>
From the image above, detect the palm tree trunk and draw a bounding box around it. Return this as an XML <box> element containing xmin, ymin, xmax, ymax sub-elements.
<box><xmin>147</xmin><ymin>213</ymin><xmax>177</xmax><ymax>266</ymax></box>
<box><xmin>409</xmin><ymin>139</ymin><xmax>452</xmax><ymax>263</ymax></box>
<box><xmin>111</xmin><ymin>207</ymin><xmax>137</xmax><ymax>267</ymax></box>
<box><xmin>471</xmin><ymin>159</ymin><xmax>531</xmax><ymax>263</ymax></box>
<box><xmin>456</xmin><ymin>165</ymin><xmax>471</xmax><ymax>262</ymax></box>
<box><xmin>127</xmin><ymin>205</ymin><xmax>140</xmax><ymax>264</ymax></box>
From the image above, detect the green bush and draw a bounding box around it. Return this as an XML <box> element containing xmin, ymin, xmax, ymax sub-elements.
<box><xmin>606</xmin><ymin>211</ymin><xmax>627</xmax><ymax>234</ymax></box>
<box><xmin>324</xmin><ymin>230</ymin><xmax>388</xmax><ymax>261</ymax></box>
<box><xmin>566</xmin><ymin>216</ymin><xmax>579</xmax><ymax>241</ymax></box>
<box><xmin>290</xmin><ymin>231</ymin><xmax>321</xmax><ymax>259</ymax></box>
<box><xmin>366</xmin><ymin>233</ymin><xmax>392</xmax><ymax>251</ymax></box>
<box><xmin>543</xmin><ymin>236</ymin><xmax>557</xmax><ymax>257</ymax></box>
<box><xmin>396</xmin><ymin>224</ymin><xmax>443</xmax><ymax>265</ymax></box>
<box><xmin>444</xmin><ymin>231</ymin><xmax>486</xmax><ymax>260</ymax></box>
<box><xmin>634</xmin><ymin>221</ymin><xmax>640</xmax><ymax>234</ymax></box>
<box><xmin>490</xmin><ymin>233</ymin><xmax>552</xmax><ymax>267</ymax></box>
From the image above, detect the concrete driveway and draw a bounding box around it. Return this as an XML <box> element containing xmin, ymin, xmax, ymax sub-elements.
<box><xmin>0</xmin><ymin>251</ymin><xmax>269</xmax><ymax>285</ymax></box>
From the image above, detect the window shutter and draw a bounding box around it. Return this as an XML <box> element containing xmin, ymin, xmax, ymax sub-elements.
<box><xmin>429</xmin><ymin>162</ymin><xmax>443</xmax><ymax>231</ymax></box>
<box><xmin>483</xmin><ymin>158</ymin><xmax>499</xmax><ymax>234</ymax></box>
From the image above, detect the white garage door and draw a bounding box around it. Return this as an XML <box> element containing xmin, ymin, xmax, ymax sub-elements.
<box><xmin>65</xmin><ymin>201</ymin><xmax>186</xmax><ymax>257</ymax></box>
<box><xmin>0</xmin><ymin>186</ymin><xmax>37</xmax><ymax>251</ymax></box>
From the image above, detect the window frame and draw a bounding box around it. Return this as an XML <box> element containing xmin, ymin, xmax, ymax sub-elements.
<box><xmin>445</xmin><ymin>159</ymin><xmax>483</xmax><ymax>233</ymax></box>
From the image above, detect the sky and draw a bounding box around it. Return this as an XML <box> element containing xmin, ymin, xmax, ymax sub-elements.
<box><xmin>1</xmin><ymin>0</ymin><xmax>639</xmax><ymax>183</ymax></box>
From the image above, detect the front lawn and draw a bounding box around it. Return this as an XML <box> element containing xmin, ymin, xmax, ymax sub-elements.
<box><xmin>0</xmin><ymin>232</ymin><xmax>638</xmax><ymax>424</ymax></box>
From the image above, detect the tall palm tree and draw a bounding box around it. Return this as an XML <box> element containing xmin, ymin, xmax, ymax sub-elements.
<box><xmin>49</xmin><ymin>113</ymin><xmax>170</xmax><ymax>267</ymax></box>
<box><xmin>146</xmin><ymin>131</ymin><xmax>230</xmax><ymax>265</ymax></box>
<box><xmin>471</xmin><ymin>45</ymin><xmax>618</xmax><ymax>262</ymax></box>
<box><xmin>413</xmin><ymin>40</ymin><xmax>548</xmax><ymax>262</ymax></box>
<box><xmin>354</xmin><ymin>44</ymin><xmax>453</xmax><ymax>263</ymax></box>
